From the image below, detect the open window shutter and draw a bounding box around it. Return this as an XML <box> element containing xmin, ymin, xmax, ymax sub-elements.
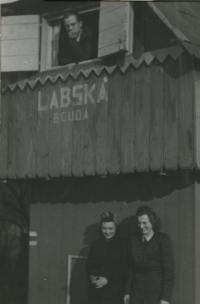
<box><xmin>52</xmin><ymin>21</ymin><xmax>61</xmax><ymax>67</ymax></box>
<box><xmin>1</xmin><ymin>15</ymin><xmax>40</xmax><ymax>72</ymax></box>
<box><xmin>98</xmin><ymin>2</ymin><xmax>133</xmax><ymax>58</ymax></box>
<box><xmin>40</xmin><ymin>17</ymin><xmax>53</xmax><ymax>71</ymax></box>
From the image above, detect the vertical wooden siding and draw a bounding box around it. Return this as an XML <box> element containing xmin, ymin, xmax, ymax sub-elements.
<box><xmin>194</xmin><ymin>71</ymin><xmax>200</xmax><ymax>169</ymax></box>
<box><xmin>29</xmin><ymin>182</ymin><xmax>195</xmax><ymax>304</ymax></box>
<box><xmin>0</xmin><ymin>57</ymin><xmax>196</xmax><ymax>178</ymax></box>
<box><xmin>195</xmin><ymin>181</ymin><xmax>200</xmax><ymax>303</ymax></box>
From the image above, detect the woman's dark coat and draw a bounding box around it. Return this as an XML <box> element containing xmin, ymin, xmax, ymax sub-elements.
<box><xmin>86</xmin><ymin>235</ymin><xmax>131</xmax><ymax>301</ymax></box>
<box><xmin>125</xmin><ymin>232</ymin><xmax>174</xmax><ymax>304</ymax></box>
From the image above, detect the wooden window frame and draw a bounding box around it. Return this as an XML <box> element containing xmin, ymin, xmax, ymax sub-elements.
<box><xmin>40</xmin><ymin>3</ymin><xmax>134</xmax><ymax>71</ymax></box>
<box><xmin>66</xmin><ymin>255</ymin><xmax>87</xmax><ymax>304</ymax></box>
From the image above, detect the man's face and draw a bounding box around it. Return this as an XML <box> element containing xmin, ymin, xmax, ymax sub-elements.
<box><xmin>101</xmin><ymin>222</ymin><xmax>116</xmax><ymax>240</ymax></box>
<box><xmin>64</xmin><ymin>15</ymin><xmax>82</xmax><ymax>38</ymax></box>
<box><xmin>138</xmin><ymin>214</ymin><xmax>153</xmax><ymax>236</ymax></box>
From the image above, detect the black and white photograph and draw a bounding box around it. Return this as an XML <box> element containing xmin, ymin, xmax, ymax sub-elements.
<box><xmin>0</xmin><ymin>1</ymin><xmax>200</xmax><ymax>304</ymax></box>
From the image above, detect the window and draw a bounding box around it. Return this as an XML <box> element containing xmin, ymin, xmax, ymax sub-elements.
<box><xmin>41</xmin><ymin>2</ymin><xmax>134</xmax><ymax>70</ymax></box>
<box><xmin>51</xmin><ymin>9</ymin><xmax>99</xmax><ymax>68</ymax></box>
<box><xmin>1</xmin><ymin>3</ymin><xmax>134</xmax><ymax>72</ymax></box>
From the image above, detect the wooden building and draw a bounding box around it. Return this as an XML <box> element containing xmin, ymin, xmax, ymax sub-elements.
<box><xmin>1</xmin><ymin>2</ymin><xmax>200</xmax><ymax>304</ymax></box>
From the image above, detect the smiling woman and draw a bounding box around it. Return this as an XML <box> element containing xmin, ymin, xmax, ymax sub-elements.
<box><xmin>124</xmin><ymin>206</ymin><xmax>174</xmax><ymax>304</ymax></box>
<box><xmin>86</xmin><ymin>212</ymin><xmax>131</xmax><ymax>304</ymax></box>
<box><xmin>101</xmin><ymin>222</ymin><xmax>116</xmax><ymax>240</ymax></box>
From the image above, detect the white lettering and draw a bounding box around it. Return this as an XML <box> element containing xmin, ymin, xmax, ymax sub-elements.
<box><xmin>83</xmin><ymin>110</ymin><xmax>89</xmax><ymax>120</ymax></box>
<box><xmin>54</xmin><ymin>112</ymin><xmax>59</xmax><ymax>123</ymax></box>
<box><xmin>38</xmin><ymin>91</ymin><xmax>48</xmax><ymax>111</ymax></box>
<box><xmin>97</xmin><ymin>82</ymin><xmax>108</xmax><ymax>103</ymax></box>
<box><xmin>61</xmin><ymin>87</ymin><xmax>71</xmax><ymax>108</ymax></box>
<box><xmin>84</xmin><ymin>84</ymin><xmax>95</xmax><ymax>104</ymax></box>
<box><xmin>68</xmin><ymin>111</ymin><xmax>74</xmax><ymax>121</ymax></box>
<box><xmin>50</xmin><ymin>90</ymin><xmax>59</xmax><ymax>109</ymax></box>
<box><xmin>72</xmin><ymin>85</ymin><xmax>83</xmax><ymax>106</ymax></box>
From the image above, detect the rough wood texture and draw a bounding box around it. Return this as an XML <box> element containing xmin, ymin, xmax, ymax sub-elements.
<box><xmin>1</xmin><ymin>15</ymin><xmax>40</xmax><ymax>25</ymax></box>
<box><xmin>95</xmin><ymin>72</ymin><xmax>108</xmax><ymax>175</ymax></box>
<box><xmin>60</xmin><ymin>78</ymin><xmax>73</xmax><ymax>177</ymax></box>
<box><xmin>72</xmin><ymin>75</ymin><xmax>84</xmax><ymax>176</ymax></box>
<box><xmin>148</xmin><ymin>2</ymin><xmax>200</xmax><ymax>58</ymax></box>
<box><xmin>107</xmin><ymin>70</ymin><xmax>122</xmax><ymax>174</ymax></box>
<box><xmin>0</xmin><ymin>93</ymin><xmax>8</xmax><ymax>179</ymax></box>
<box><xmin>194</xmin><ymin>71</ymin><xmax>200</xmax><ymax>169</ymax></box>
<box><xmin>1</xmin><ymin>40</ymin><xmax>39</xmax><ymax>57</ymax></box>
<box><xmin>98</xmin><ymin>2</ymin><xmax>131</xmax><ymax>57</ymax></box>
<box><xmin>121</xmin><ymin>66</ymin><xmax>135</xmax><ymax>173</ymax></box>
<box><xmin>16</xmin><ymin>88</ymin><xmax>29</xmax><ymax>178</ymax></box>
<box><xmin>195</xmin><ymin>181</ymin><xmax>200</xmax><ymax>304</ymax></box>
<box><xmin>1</xmin><ymin>60</ymin><xmax>198</xmax><ymax>177</ymax></box>
<box><xmin>48</xmin><ymin>84</ymin><xmax>61</xmax><ymax>177</ymax></box>
<box><xmin>163</xmin><ymin>67</ymin><xmax>178</xmax><ymax>169</ymax></box>
<box><xmin>36</xmin><ymin>84</ymin><xmax>50</xmax><ymax>178</ymax></box>
<box><xmin>1</xmin><ymin>15</ymin><xmax>40</xmax><ymax>72</ymax></box>
<box><xmin>7</xmin><ymin>92</ymin><xmax>18</xmax><ymax>179</ymax></box>
<box><xmin>83</xmin><ymin>74</ymin><xmax>97</xmax><ymax>175</ymax></box>
<box><xmin>135</xmin><ymin>65</ymin><xmax>150</xmax><ymax>171</ymax></box>
<box><xmin>178</xmin><ymin>56</ymin><xmax>194</xmax><ymax>169</ymax></box>
<box><xmin>150</xmin><ymin>64</ymin><xmax>164</xmax><ymax>170</ymax></box>
<box><xmin>2</xmin><ymin>56</ymin><xmax>39</xmax><ymax>72</ymax></box>
<box><xmin>26</xmin><ymin>88</ymin><xmax>38</xmax><ymax>178</ymax></box>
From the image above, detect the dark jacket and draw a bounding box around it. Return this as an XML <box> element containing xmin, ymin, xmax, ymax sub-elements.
<box><xmin>86</xmin><ymin>235</ymin><xmax>131</xmax><ymax>299</ymax></box>
<box><xmin>125</xmin><ymin>232</ymin><xmax>174</xmax><ymax>303</ymax></box>
<box><xmin>57</xmin><ymin>24</ymin><xmax>96</xmax><ymax>66</ymax></box>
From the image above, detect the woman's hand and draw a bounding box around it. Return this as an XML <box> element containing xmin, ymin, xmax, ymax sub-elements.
<box><xmin>94</xmin><ymin>277</ymin><xmax>108</xmax><ymax>288</ymax></box>
<box><xmin>159</xmin><ymin>300</ymin><xmax>169</xmax><ymax>304</ymax></box>
<box><xmin>124</xmin><ymin>294</ymin><xmax>130</xmax><ymax>304</ymax></box>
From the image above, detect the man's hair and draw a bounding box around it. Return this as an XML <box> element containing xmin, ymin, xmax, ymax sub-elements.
<box><xmin>63</xmin><ymin>11</ymin><xmax>82</xmax><ymax>22</ymax></box>
<box><xmin>136</xmin><ymin>206</ymin><xmax>162</xmax><ymax>231</ymax></box>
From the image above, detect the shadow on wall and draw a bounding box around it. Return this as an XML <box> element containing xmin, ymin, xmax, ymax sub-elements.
<box><xmin>69</xmin><ymin>217</ymin><xmax>138</xmax><ymax>304</ymax></box>
<box><xmin>31</xmin><ymin>170</ymin><xmax>197</xmax><ymax>205</ymax></box>
<box><xmin>69</xmin><ymin>223</ymin><xmax>99</xmax><ymax>304</ymax></box>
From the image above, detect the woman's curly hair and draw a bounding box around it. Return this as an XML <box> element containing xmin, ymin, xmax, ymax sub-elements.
<box><xmin>136</xmin><ymin>206</ymin><xmax>162</xmax><ymax>232</ymax></box>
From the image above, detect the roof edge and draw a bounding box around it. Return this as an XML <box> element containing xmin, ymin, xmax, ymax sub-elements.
<box><xmin>1</xmin><ymin>47</ymin><xmax>184</xmax><ymax>94</ymax></box>
<box><xmin>147</xmin><ymin>2</ymin><xmax>189</xmax><ymax>43</ymax></box>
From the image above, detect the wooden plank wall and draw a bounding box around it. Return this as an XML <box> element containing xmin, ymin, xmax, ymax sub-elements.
<box><xmin>1</xmin><ymin>16</ymin><xmax>40</xmax><ymax>72</ymax></box>
<box><xmin>98</xmin><ymin>2</ymin><xmax>133</xmax><ymax>57</ymax></box>
<box><xmin>1</xmin><ymin>57</ymin><xmax>196</xmax><ymax>178</ymax></box>
<box><xmin>194</xmin><ymin>70</ymin><xmax>200</xmax><ymax>169</ymax></box>
<box><xmin>28</xmin><ymin>177</ymin><xmax>195</xmax><ymax>304</ymax></box>
<box><xmin>195</xmin><ymin>181</ymin><xmax>200</xmax><ymax>304</ymax></box>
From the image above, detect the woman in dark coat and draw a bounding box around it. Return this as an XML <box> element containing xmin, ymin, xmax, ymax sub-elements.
<box><xmin>86</xmin><ymin>211</ymin><xmax>131</xmax><ymax>304</ymax></box>
<box><xmin>124</xmin><ymin>206</ymin><xmax>174</xmax><ymax>304</ymax></box>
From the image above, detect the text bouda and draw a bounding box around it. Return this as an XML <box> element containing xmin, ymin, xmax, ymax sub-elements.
<box><xmin>38</xmin><ymin>77</ymin><xmax>108</xmax><ymax>123</ymax></box>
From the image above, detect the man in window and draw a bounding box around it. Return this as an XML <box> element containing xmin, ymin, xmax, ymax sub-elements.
<box><xmin>57</xmin><ymin>11</ymin><xmax>96</xmax><ymax>66</ymax></box>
